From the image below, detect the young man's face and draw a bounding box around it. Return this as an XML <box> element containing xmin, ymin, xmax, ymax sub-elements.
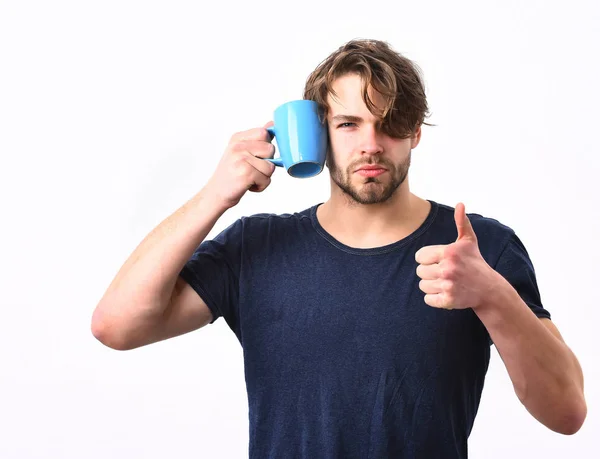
<box><xmin>325</xmin><ymin>73</ymin><xmax>421</xmax><ymax>205</ymax></box>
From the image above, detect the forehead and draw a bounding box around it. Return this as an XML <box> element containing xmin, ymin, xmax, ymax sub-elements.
<box><xmin>326</xmin><ymin>73</ymin><xmax>386</xmax><ymax>118</ymax></box>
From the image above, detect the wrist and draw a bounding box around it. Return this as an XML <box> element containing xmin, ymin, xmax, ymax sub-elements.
<box><xmin>474</xmin><ymin>269</ymin><xmax>511</xmax><ymax>312</ymax></box>
<box><xmin>473</xmin><ymin>271</ymin><xmax>516</xmax><ymax>321</ymax></box>
<box><xmin>199</xmin><ymin>184</ymin><xmax>236</xmax><ymax>214</ymax></box>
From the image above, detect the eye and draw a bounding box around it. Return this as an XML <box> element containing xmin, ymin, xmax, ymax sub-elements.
<box><xmin>337</xmin><ymin>122</ymin><xmax>356</xmax><ymax>128</ymax></box>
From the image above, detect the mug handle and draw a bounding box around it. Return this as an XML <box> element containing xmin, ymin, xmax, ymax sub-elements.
<box><xmin>264</xmin><ymin>126</ymin><xmax>284</xmax><ymax>167</ymax></box>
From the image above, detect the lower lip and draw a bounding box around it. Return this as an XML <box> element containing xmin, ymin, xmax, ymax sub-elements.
<box><xmin>356</xmin><ymin>169</ymin><xmax>386</xmax><ymax>177</ymax></box>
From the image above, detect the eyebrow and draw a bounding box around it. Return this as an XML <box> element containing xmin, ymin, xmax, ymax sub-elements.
<box><xmin>331</xmin><ymin>115</ymin><xmax>364</xmax><ymax>123</ymax></box>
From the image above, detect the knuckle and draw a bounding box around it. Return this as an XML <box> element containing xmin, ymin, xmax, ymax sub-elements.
<box><xmin>440</xmin><ymin>261</ymin><xmax>455</xmax><ymax>279</ymax></box>
<box><xmin>232</xmin><ymin>154</ymin><xmax>247</xmax><ymax>169</ymax></box>
<box><xmin>231</xmin><ymin>141</ymin><xmax>247</xmax><ymax>154</ymax></box>
<box><xmin>441</xmin><ymin>279</ymin><xmax>454</xmax><ymax>291</ymax></box>
<box><xmin>445</xmin><ymin>246</ymin><xmax>459</xmax><ymax>261</ymax></box>
<box><xmin>438</xmin><ymin>262</ymin><xmax>449</xmax><ymax>279</ymax></box>
<box><xmin>233</xmin><ymin>159</ymin><xmax>251</xmax><ymax>177</ymax></box>
<box><xmin>229</xmin><ymin>131</ymin><xmax>243</xmax><ymax>143</ymax></box>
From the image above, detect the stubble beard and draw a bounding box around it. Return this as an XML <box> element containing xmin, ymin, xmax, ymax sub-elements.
<box><xmin>328</xmin><ymin>152</ymin><xmax>411</xmax><ymax>205</ymax></box>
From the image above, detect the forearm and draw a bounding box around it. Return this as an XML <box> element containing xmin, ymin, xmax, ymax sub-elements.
<box><xmin>91</xmin><ymin>187</ymin><xmax>228</xmax><ymax>343</ymax></box>
<box><xmin>475</xmin><ymin>274</ymin><xmax>586</xmax><ymax>434</ymax></box>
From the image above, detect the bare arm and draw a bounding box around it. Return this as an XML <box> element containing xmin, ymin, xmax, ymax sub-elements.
<box><xmin>91</xmin><ymin>189</ymin><xmax>228</xmax><ymax>350</ymax></box>
<box><xmin>474</xmin><ymin>277</ymin><xmax>587</xmax><ymax>435</ymax></box>
<box><xmin>91</xmin><ymin>125</ymin><xmax>276</xmax><ymax>350</ymax></box>
<box><xmin>415</xmin><ymin>204</ymin><xmax>587</xmax><ymax>435</ymax></box>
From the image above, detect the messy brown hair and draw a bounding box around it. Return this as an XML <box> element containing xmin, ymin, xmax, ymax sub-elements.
<box><xmin>303</xmin><ymin>39</ymin><xmax>432</xmax><ymax>139</ymax></box>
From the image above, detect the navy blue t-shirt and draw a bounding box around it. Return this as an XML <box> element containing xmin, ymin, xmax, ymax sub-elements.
<box><xmin>179</xmin><ymin>200</ymin><xmax>550</xmax><ymax>459</ymax></box>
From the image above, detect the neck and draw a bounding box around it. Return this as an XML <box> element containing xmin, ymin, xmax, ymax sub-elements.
<box><xmin>316</xmin><ymin>178</ymin><xmax>431</xmax><ymax>249</ymax></box>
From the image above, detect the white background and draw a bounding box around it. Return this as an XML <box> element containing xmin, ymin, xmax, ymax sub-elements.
<box><xmin>1</xmin><ymin>0</ymin><xmax>598</xmax><ymax>457</ymax></box>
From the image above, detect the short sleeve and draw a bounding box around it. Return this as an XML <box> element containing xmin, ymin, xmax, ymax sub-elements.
<box><xmin>178</xmin><ymin>218</ymin><xmax>243</xmax><ymax>330</ymax></box>
<box><xmin>493</xmin><ymin>233</ymin><xmax>551</xmax><ymax>321</ymax></box>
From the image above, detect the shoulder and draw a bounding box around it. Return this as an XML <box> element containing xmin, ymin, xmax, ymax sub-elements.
<box><xmin>236</xmin><ymin>204</ymin><xmax>317</xmax><ymax>236</ymax></box>
<box><xmin>434</xmin><ymin>201</ymin><xmax>515</xmax><ymax>236</ymax></box>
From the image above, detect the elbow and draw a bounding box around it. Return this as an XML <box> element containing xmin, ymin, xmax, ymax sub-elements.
<box><xmin>91</xmin><ymin>307</ymin><xmax>134</xmax><ymax>351</ymax></box>
<box><xmin>521</xmin><ymin>383</ymin><xmax>588</xmax><ymax>435</ymax></box>
<box><xmin>557</xmin><ymin>397</ymin><xmax>587</xmax><ymax>435</ymax></box>
<box><xmin>560</xmin><ymin>396</ymin><xmax>587</xmax><ymax>435</ymax></box>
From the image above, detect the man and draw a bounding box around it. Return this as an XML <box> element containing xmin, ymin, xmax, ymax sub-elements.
<box><xmin>91</xmin><ymin>39</ymin><xmax>586</xmax><ymax>458</ymax></box>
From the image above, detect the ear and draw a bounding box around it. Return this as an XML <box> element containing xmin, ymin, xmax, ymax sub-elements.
<box><xmin>410</xmin><ymin>124</ymin><xmax>422</xmax><ymax>149</ymax></box>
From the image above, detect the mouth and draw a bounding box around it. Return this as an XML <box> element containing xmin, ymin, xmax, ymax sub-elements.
<box><xmin>355</xmin><ymin>166</ymin><xmax>387</xmax><ymax>178</ymax></box>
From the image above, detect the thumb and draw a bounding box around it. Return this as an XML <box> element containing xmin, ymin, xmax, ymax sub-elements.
<box><xmin>455</xmin><ymin>202</ymin><xmax>477</xmax><ymax>242</ymax></box>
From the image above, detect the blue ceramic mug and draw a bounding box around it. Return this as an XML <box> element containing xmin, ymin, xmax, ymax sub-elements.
<box><xmin>264</xmin><ymin>100</ymin><xmax>328</xmax><ymax>178</ymax></box>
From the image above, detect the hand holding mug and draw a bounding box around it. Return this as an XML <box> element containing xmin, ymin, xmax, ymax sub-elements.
<box><xmin>205</xmin><ymin>123</ymin><xmax>277</xmax><ymax>210</ymax></box>
<box><xmin>205</xmin><ymin>99</ymin><xmax>328</xmax><ymax>210</ymax></box>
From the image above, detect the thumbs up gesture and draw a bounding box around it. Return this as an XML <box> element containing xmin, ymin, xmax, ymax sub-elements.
<box><xmin>415</xmin><ymin>203</ymin><xmax>499</xmax><ymax>310</ymax></box>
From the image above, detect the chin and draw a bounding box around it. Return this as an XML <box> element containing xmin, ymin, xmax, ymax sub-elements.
<box><xmin>346</xmin><ymin>183</ymin><xmax>396</xmax><ymax>205</ymax></box>
<box><xmin>332</xmin><ymin>168</ymin><xmax>404</xmax><ymax>205</ymax></box>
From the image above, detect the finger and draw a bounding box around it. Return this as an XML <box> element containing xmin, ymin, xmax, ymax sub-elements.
<box><xmin>455</xmin><ymin>202</ymin><xmax>477</xmax><ymax>242</ymax></box>
<box><xmin>248</xmin><ymin>175</ymin><xmax>271</xmax><ymax>193</ymax></box>
<box><xmin>415</xmin><ymin>245</ymin><xmax>446</xmax><ymax>265</ymax></box>
<box><xmin>236</xmin><ymin>140</ymin><xmax>275</xmax><ymax>159</ymax></box>
<box><xmin>416</xmin><ymin>263</ymin><xmax>441</xmax><ymax>280</ymax></box>
<box><xmin>230</xmin><ymin>126</ymin><xmax>273</xmax><ymax>143</ymax></box>
<box><xmin>263</xmin><ymin>121</ymin><xmax>275</xmax><ymax>140</ymax></box>
<box><xmin>424</xmin><ymin>293</ymin><xmax>446</xmax><ymax>308</ymax></box>
<box><xmin>243</xmin><ymin>152</ymin><xmax>276</xmax><ymax>177</ymax></box>
<box><xmin>419</xmin><ymin>279</ymin><xmax>444</xmax><ymax>294</ymax></box>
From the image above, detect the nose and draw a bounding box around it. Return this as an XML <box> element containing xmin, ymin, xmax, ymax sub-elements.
<box><xmin>360</xmin><ymin>124</ymin><xmax>383</xmax><ymax>156</ymax></box>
